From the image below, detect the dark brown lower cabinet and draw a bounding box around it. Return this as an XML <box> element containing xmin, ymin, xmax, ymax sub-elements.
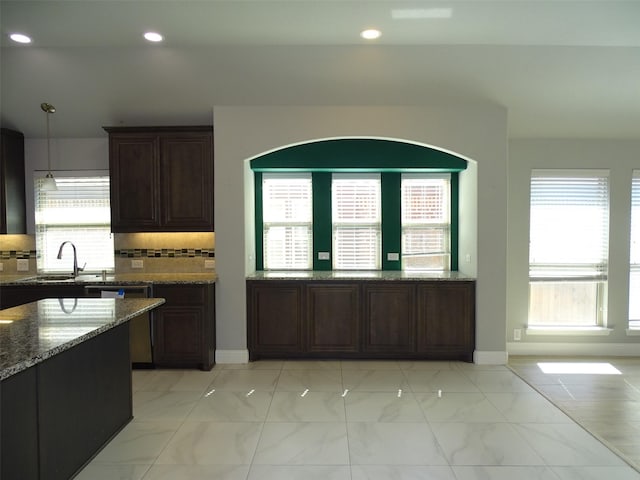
<box><xmin>363</xmin><ymin>283</ymin><xmax>416</xmax><ymax>354</ymax></box>
<box><xmin>0</xmin><ymin>322</ymin><xmax>131</xmax><ymax>480</ymax></box>
<box><xmin>307</xmin><ymin>283</ymin><xmax>359</xmax><ymax>353</ymax></box>
<box><xmin>417</xmin><ymin>283</ymin><xmax>475</xmax><ymax>362</ymax></box>
<box><xmin>247</xmin><ymin>279</ymin><xmax>475</xmax><ymax>361</ymax></box>
<box><xmin>152</xmin><ymin>284</ymin><xmax>215</xmax><ymax>370</ymax></box>
<box><xmin>247</xmin><ymin>282</ymin><xmax>304</xmax><ymax>357</ymax></box>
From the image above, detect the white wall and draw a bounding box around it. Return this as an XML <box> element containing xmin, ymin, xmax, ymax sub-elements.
<box><xmin>24</xmin><ymin>137</ymin><xmax>108</xmax><ymax>233</ymax></box>
<box><xmin>214</xmin><ymin>105</ymin><xmax>508</xmax><ymax>363</ymax></box>
<box><xmin>507</xmin><ymin>139</ymin><xmax>640</xmax><ymax>356</ymax></box>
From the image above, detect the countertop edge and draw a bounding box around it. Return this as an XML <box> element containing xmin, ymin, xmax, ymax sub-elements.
<box><xmin>246</xmin><ymin>271</ymin><xmax>476</xmax><ymax>281</ymax></box>
<box><xmin>0</xmin><ymin>298</ymin><xmax>165</xmax><ymax>381</ymax></box>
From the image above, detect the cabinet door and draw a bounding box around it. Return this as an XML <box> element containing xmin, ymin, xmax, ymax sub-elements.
<box><xmin>363</xmin><ymin>283</ymin><xmax>415</xmax><ymax>353</ymax></box>
<box><xmin>306</xmin><ymin>283</ymin><xmax>359</xmax><ymax>353</ymax></box>
<box><xmin>109</xmin><ymin>135</ymin><xmax>160</xmax><ymax>232</ymax></box>
<box><xmin>247</xmin><ymin>282</ymin><xmax>303</xmax><ymax>357</ymax></box>
<box><xmin>153</xmin><ymin>285</ymin><xmax>207</xmax><ymax>368</ymax></box>
<box><xmin>160</xmin><ymin>132</ymin><xmax>213</xmax><ymax>231</ymax></box>
<box><xmin>417</xmin><ymin>282</ymin><xmax>475</xmax><ymax>361</ymax></box>
<box><xmin>0</xmin><ymin>128</ymin><xmax>26</xmax><ymax>234</ymax></box>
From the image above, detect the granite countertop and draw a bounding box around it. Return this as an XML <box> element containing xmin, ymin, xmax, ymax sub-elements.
<box><xmin>0</xmin><ymin>272</ymin><xmax>217</xmax><ymax>286</ymax></box>
<box><xmin>246</xmin><ymin>270</ymin><xmax>475</xmax><ymax>281</ymax></box>
<box><xmin>0</xmin><ymin>297</ymin><xmax>165</xmax><ymax>381</ymax></box>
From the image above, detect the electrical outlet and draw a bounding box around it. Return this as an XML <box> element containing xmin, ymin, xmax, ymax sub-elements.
<box><xmin>387</xmin><ymin>252</ymin><xmax>399</xmax><ymax>261</ymax></box>
<box><xmin>0</xmin><ymin>262</ymin><xmax>3</xmax><ymax>272</ymax></box>
<box><xmin>318</xmin><ymin>252</ymin><xmax>330</xmax><ymax>260</ymax></box>
<box><xmin>17</xmin><ymin>259</ymin><xmax>29</xmax><ymax>271</ymax></box>
<box><xmin>513</xmin><ymin>328</ymin><xmax>522</xmax><ymax>341</ymax></box>
<box><xmin>131</xmin><ymin>259</ymin><xmax>144</xmax><ymax>269</ymax></box>
<box><xmin>204</xmin><ymin>259</ymin><xmax>215</xmax><ymax>269</ymax></box>
<box><xmin>465</xmin><ymin>254</ymin><xmax>471</xmax><ymax>263</ymax></box>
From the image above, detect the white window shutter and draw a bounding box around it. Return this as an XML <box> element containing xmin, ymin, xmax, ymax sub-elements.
<box><xmin>35</xmin><ymin>175</ymin><xmax>114</xmax><ymax>273</ymax></box>
<box><xmin>332</xmin><ymin>174</ymin><xmax>381</xmax><ymax>270</ymax></box>
<box><xmin>262</xmin><ymin>174</ymin><xmax>313</xmax><ymax>270</ymax></box>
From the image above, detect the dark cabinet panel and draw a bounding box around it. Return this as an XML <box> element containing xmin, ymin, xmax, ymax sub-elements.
<box><xmin>0</xmin><ymin>128</ymin><xmax>26</xmax><ymax>234</ymax></box>
<box><xmin>363</xmin><ymin>283</ymin><xmax>415</xmax><ymax>353</ymax></box>
<box><xmin>1</xmin><ymin>368</ymin><xmax>39</xmax><ymax>480</ymax></box>
<box><xmin>108</xmin><ymin>135</ymin><xmax>160</xmax><ymax>230</ymax></box>
<box><xmin>152</xmin><ymin>284</ymin><xmax>215</xmax><ymax>370</ymax></box>
<box><xmin>105</xmin><ymin>126</ymin><xmax>213</xmax><ymax>232</ymax></box>
<box><xmin>160</xmin><ymin>134</ymin><xmax>213</xmax><ymax>229</ymax></box>
<box><xmin>247</xmin><ymin>279</ymin><xmax>475</xmax><ymax>361</ymax></box>
<box><xmin>307</xmin><ymin>283</ymin><xmax>359</xmax><ymax>352</ymax></box>
<box><xmin>417</xmin><ymin>282</ymin><xmax>475</xmax><ymax>361</ymax></box>
<box><xmin>247</xmin><ymin>282</ymin><xmax>304</xmax><ymax>358</ymax></box>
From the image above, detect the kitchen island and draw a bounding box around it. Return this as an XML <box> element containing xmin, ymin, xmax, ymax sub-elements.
<box><xmin>247</xmin><ymin>271</ymin><xmax>475</xmax><ymax>362</ymax></box>
<box><xmin>0</xmin><ymin>297</ymin><xmax>165</xmax><ymax>480</ymax></box>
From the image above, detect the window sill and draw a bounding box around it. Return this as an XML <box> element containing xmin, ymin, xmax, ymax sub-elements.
<box><xmin>526</xmin><ymin>326</ymin><xmax>612</xmax><ymax>336</ymax></box>
<box><xmin>626</xmin><ymin>328</ymin><xmax>640</xmax><ymax>336</ymax></box>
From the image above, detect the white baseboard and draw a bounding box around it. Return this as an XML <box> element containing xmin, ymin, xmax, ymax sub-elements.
<box><xmin>215</xmin><ymin>349</ymin><xmax>250</xmax><ymax>364</ymax></box>
<box><xmin>473</xmin><ymin>350</ymin><xmax>509</xmax><ymax>365</ymax></box>
<box><xmin>507</xmin><ymin>342</ymin><xmax>640</xmax><ymax>357</ymax></box>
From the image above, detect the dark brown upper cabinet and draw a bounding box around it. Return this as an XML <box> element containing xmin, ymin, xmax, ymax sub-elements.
<box><xmin>104</xmin><ymin>126</ymin><xmax>213</xmax><ymax>232</ymax></box>
<box><xmin>0</xmin><ymin>128</ymin><xmax>26</xmax><ymax>234</ymax></box>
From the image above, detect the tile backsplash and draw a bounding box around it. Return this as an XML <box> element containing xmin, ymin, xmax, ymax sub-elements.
<box><xmin>0</xmin><ymin>232</ymin><xmax>215</xmax><ymax>274</ymax></box>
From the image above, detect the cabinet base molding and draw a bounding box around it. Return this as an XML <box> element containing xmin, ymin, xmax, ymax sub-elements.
<box><xmin>215</xmin><ymin>349</ymin><xmax>250</xmax><ymax>364</ymax></box>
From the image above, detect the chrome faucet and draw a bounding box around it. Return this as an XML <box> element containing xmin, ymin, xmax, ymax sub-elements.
<box><xmin>57</xmin><ymin>241</ymin><xmax>85</xmax><ymax>277</ymax></box>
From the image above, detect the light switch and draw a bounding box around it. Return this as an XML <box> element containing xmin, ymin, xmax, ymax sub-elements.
<box><xmin>318</xmin><ymin>252</ymin><xmax>330</xmax><ymax>260</ymax></box>
<box><xmin>17</xmin><ymin>259</ymin><xmax>29</xmax><ymax>271</ymax></box>
<box><xmin>204</xmin><ymin>259</ymin><xmax>215</xmax><ymax>269</ymax></box>
<box><xmin>387</xmin><ymin>252</ymin><xmax>399</xmax><ymax>261</ymax></box>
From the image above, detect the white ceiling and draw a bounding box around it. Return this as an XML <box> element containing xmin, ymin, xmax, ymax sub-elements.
<box><xmin>1</xmin><ymin>0</ymin><xmax>639</xmax><ymax>139</ymax></box>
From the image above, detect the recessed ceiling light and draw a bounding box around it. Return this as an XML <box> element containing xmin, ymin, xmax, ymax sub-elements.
<box><xmin>361</xmin><ymin>29</ymin><xmax>381</xmax><ymax>40</ymax></box>
<box><xmin>143</xmin><ymin>32</ymin><xmax>163</xmax><ymax>42</ymax></box>
<box><xmin>9</xmin><ymin>33</ymin><xmax>32</xmax><ymax>44</ymax></box>
<box><xmin>391</xmin><ymin>8</ymin><xmax>453</xmax><ymax>19</ymax></box>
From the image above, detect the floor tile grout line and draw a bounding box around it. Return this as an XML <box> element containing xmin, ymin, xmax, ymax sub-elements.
<box><xmin>506</xmin><ymin>361</ymin><xmax>640</xmax><ymax>474</ymax></box>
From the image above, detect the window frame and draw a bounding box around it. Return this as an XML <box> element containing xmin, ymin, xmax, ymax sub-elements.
<box><xmin>34</xmin><ymin>170</ymin><xmax>115</xmax><ymax>274</ymax></box>
<box><xmin>527</xmin><ymin>169</ymin><xmax>610</xmax><ymax>328</ymax></box>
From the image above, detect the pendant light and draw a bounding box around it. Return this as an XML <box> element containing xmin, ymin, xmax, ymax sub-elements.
<box><xmin>40</xmin><ymin>102</ymin><xmax>57</xmax><ymax>191</ymax></box>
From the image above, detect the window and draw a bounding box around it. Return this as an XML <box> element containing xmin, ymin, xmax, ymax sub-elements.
<box><xmin>528</xmin><ymin>171</ymin><xmax>609</xmax><ymax>327</ymax></box>
<box><xmin>262</xmin><ymin>173</ymin><xmax>313</xmax><ymax>270</ymax></box>
<box><xmin>630</xmin><ymin>172</ymin><xmax>640</xmax><ymax>327</ymax></box>
<box><xmin>35</xmin><ymin>173</ymin><xmax>114</xmax><ymax>273</ymax></box>
<box><xmin>401</xmin><ymin>174</ymin><xmax>450</xmax><ymax>270</ymax></box>
<box><xmin>332</xmin><ymin>174</ymin><xmax>381</xmax><ymax>270</ymax></box>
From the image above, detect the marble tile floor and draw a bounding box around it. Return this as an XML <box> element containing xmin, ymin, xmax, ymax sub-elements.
<box><xmin>75</xmin><ymin>359</ymin><xmax>640</xmax><ymax>480</ymax></box>
<box><xmin>508</xmin><ymin>356</ymin><xmax>640</xmax><ymax>474</ymax></box>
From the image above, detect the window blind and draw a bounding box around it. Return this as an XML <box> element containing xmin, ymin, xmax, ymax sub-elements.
<box><xmin>332</xmin><ymin>174</ymin><xmax>381</xmax><ymax>270</ymax></box>
<box><xmin>630</xmin><ymin>172</ymin><xmax>640</xmax><ymax>322</ymax></box>
<box><xmin>401</xmin><ymin>174</ymin><xmax>450</xmax><ymax>270</ymax></box>
<box><xmin>529</xmin><ymin>172</ymin><xmax>609</xmax><ymax>279</ymax></box>
<box><xmin>35</xmin><ymin>174</ymin><xmax>114</xmax><ymax>273</ymax></box>
<box><xmin>262</xmin><ymin>173</ymin><xmax>312</xmax><ymax>270</ymax></box>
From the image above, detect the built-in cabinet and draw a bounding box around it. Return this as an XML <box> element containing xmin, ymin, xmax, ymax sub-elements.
<box><xmin>247</xmin><ymin>279</ymin><xmax>475</xmax><ymax>361</ymax></box>
<box><xmin>152</xmin><ymin>284</ymin><xmax>216</xmax><ymax>370</ymax></box>
<box><xmin>0</xmin><ymin>283</ymin><xmax>216</xmax><ymax>370</ymax></box>
<box><xmin>104</xmin><ymin>126</ymin><xmax>214</xmax><ymax>232</ymax></box>
<box><xmin>0</xmin><ymin>128</ymin><xmax>26</xmax><ymax>234</ymax></box>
